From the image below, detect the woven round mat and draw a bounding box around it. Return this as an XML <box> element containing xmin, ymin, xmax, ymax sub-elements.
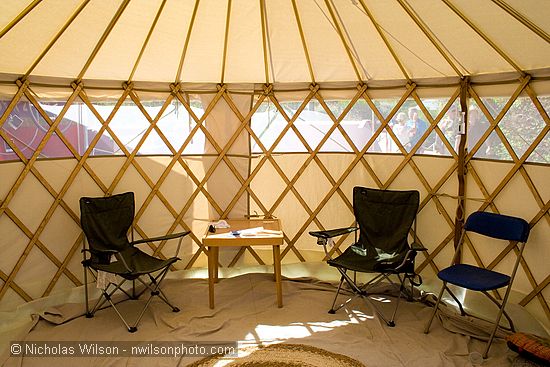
<box><xmin>187</xmin><ymin>343</ymin><xmax>366</xmax><ymax>367</ymax></box>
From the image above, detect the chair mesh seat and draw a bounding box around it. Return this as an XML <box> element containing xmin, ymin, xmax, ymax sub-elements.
<box><xmin>438</xmin><ymin>263</ymin><xmax>511</xmax><ymax>291</ymax></box>
<box><xmin>92</xmin><ymin>248</ymin><xmax>179</xmax><ymax>277</ymax></box>
<box><xmin>328</xmin><ymin>246</ymin><xmax>412</xmax><ymax>274</ymax></box>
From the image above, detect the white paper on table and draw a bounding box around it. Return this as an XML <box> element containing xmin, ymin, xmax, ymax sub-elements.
<box><xmin>239</xmin><ymin>227</ymin><xmax>283</xmax><ymax>237</ymax></box>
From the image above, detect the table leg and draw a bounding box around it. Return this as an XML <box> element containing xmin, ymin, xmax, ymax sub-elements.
<box><xmin>208</xmin><ymin>246</ymin><xmax>218</xmax><ymax>309</ymax></box>
<box><xmin>213</xmin><ymin>247</ymin><xmax>219</xmax><ymax>283</ymax></box>
<box><xmin>273</xmin><ymin>245</ymin><xmax>283</xmax><ymax>308</ymax></box>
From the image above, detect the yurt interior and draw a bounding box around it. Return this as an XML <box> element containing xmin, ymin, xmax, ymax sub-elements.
<box><xmin>0</xmin><ymin>1</ymin><xmax>549</xmax><ymax>366</ymax></box>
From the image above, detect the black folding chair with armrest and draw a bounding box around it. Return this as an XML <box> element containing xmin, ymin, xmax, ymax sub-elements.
<box><xmin>309</xmin><ymin>187</ymin><xmax>426</xmax><ymax>327</ymax></box>
<box><xmin>80</xmin><ymin>192</ymin><xmax>190</xmax><ymax>332</ymax></box>
<box><xmin>424</xmin><ymin>211</ymin><xmax>530</xmax><ymax>358</ymax></box>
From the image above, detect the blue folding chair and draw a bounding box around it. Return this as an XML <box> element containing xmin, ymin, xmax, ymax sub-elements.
<box><xmin>424</xmin><ymin>211</ymin><xmax>530</xmax><ymax>358</ymax></box>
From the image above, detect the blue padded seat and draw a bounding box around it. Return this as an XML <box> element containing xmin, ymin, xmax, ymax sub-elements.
<box><xmin>438</xmin><ymin>263</ymin><xmax>510</xmax><ymax>291</ymax></box>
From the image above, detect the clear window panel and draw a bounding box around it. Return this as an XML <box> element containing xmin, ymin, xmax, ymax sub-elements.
<box><xmin>49</xmin><ymin>99</ymin><xmax>122</xmax><ymax>157</ymax></box>
<box><xmin>540</xmin><ymin>96</ymin><xmax>550</xmax><ymax>118</ymax></box>
<box><xmin>499</xmin><ymin>96</ymin><xmax>546</xmax><ymax>159</ymax></box>
<box><xmin>108</xmin><ymin>98</ymin><xmax>152</xmax><ymax>154</ymax></box>
<box><xmin>423</xmin><ymin>98</ymin><xmax>457</xmax><ymax>156</ymax></box>
<box><xmin>0</xmin><ymin>97</ymin><xmax>11</xmax><ymax>118</ymax></box>
<box><xmin>293</xmin><ymin>99</ymin><xmax>342</xmax><ymax>152</ymax></box>
<box><xmin>251</xmin><ymin>100</ymin><xmax>308</xmax><ymax>153</ymax></box>
<box><xmin>1</xmin><ymin>98</ymin><xmax>76</xmax><ymax>159</ymax></box>
<box><xmin>0</xmin><ymin>133</ymin><xmax>18</xmax><ymax>162</ymax></box>
<box><xmin>468</xmin><ymin>101</ymin><xmax>492</xmax><ymax>159</ymax></box>
<box><xmin>481</xmin><ymin>130</ymin><xmax>512</xmax><ymax>160</ymax></box>
<box><xmin>39</xmin><ymin>100</ymin><xmax>78</xmax><ymax>159</ymax></box>
<box><xmin>372</xmin><ymin>98</ymin><xmax>399</xmax><ymax>121</ymax></box>
<box><xmin>385</xmin><ymin>99</ymin><xmax>431</xmax><ymax>154</ymax></box>
<box><xmin>340</xmin><ymin>99</ymin><xmax>378</xmax><ymax>152</ymax></box>
<box><xmin>481</xmin><ymin>96</ymin><xmax>508</xmax><ymax>120</ymax></box>
<box><xmin>436</xmin><ymin>100</ymin><xmax>461</xmax><ymax>155</ymax></box>
<box><xmin>527</xmin><ymin>131</ymin><xmax>550</xmax><ymax>164</ymax></box>
<box><xmin>527</xmin><ymin>95</ymin><xmax>550</xmax><ymax>164</ymax></box>
<box><xmin>156</xmin><ymin>99</ymin><xmax>205</xmax><ymax>155</ymax></box>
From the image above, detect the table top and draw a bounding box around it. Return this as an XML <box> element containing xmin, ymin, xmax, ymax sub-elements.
<box><xmin>202</xmin><ymin>218</ymin><xmax>283</xmax><ymax>247</ymax></box>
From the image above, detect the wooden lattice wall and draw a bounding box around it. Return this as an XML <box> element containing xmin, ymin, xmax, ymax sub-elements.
<box><xmin>0</xmin><ymin>78</ymin><xmax>549</xmax><ymax>327</ymax></box>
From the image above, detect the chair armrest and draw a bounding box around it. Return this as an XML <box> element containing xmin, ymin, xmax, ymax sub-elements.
<box><xmin>309</xmin><ymin>227</ymin><xmax>357</xmax><ymax>240</ymax></box>
<box><xmin>131</xmin><ymin>231</ymin><xmax>190</xmax><ymax>258</ymax></box>
<box><xmin>410</xmin><ymin>242</ymin><xmax>427</xmax><ymax>252</ymax></box>
<box><xmin>81</xmin><ymin>248</ymin><xmax>118</xmax><ymax>254</ymax></box>
<box><xmin>131</xmin><ymin>231</ymin><xmax>190</xmax><ymax>246</ymax></box>
<box><xmin>393</xmin><ymin>243</ymin><xmax>426</xmax><ymax>274</ymax></box>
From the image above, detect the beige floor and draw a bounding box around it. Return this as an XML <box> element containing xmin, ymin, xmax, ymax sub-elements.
<box><xmin>0</xmin><ymin>262</ymin><xmax>533</xmax><ymax>367</ymax></box>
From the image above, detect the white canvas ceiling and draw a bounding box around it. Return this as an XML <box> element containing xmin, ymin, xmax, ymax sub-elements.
<box><xmin>0</xmin><ymin>0</ymin><xmax>549</xmax><ymax>85</ymax></box>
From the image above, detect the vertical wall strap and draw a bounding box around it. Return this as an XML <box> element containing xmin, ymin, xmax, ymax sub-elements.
<box><xmin>453</xmin><ymin>77</ymin><xmax>470</xmax><ymax>264</ymax></box>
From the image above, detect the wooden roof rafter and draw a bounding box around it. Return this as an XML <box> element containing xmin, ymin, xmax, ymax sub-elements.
<box><xmin>175</xmin><ymin>0</ymin><xmax>201</xmax><ymax>83</ymax></box>
<box><xmin>291</xmin><ymin>0</ymin><xmax>316</xmax><ymax>84</ymax></box>
<box><xmin>128</xmin><ymin>0</ymin><xmax>168</xmax><ymax>82</ymax></box>
<box><xmin>356</xmin><ymin>0</ymin><xmax>411</xmax><ymax>82</ymax></box>
<box><xmin>0</xmin><ymin>0</ymin><xmax>43</xmax><ymax>40</ymax></box>
<box><xmin>490</xmin><ymin>0</ymin><xmax>550</xmax><ymax>44</ymax></box>
<box><xmin>23</xmin><ymin>0</ymin><xmax>91</xmax><ymax>81</ymax></box>
<box><xmin>323</xmin><ymin>0</ymin><xmax>364</xmax><ymax>82</ymax></box>
<box><xmin>76</xmin><ymin>0</ymin><xmax>131</xmax><ymax>83</ymax></box>
<box><xmin>396</xmin><ymin>0</ymin><xmax>465</xmax><ymax>78</ymax></box>
<box><xmin>441</xmin><ymin>0</ymin><xmax>524</xmax><ymax>77</ymax></box>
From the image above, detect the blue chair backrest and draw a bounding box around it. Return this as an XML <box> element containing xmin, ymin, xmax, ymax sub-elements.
<box><xmin>464</xmin><ymin>211</ymin><xmax>529</xmax><ymax>243</ymax></box>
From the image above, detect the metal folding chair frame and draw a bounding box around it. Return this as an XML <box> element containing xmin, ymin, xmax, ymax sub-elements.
<box><xmin>82</xmin><ymin>218</ymin><xmax>189</xmax><ymax>333</ymax></box>
<box><xmin>424</xmin><ymin>212</ymin><xmax>529</xmax><ymax>359</ymax></box>
<box><xmin>82</xmin><ymin>243</ymin><xmax>181</xmax><ymax>332</ymax></box>
<box><xmin>315</xmin><ymin>223</ymin><xmax>425</xmax><ymax>327</ymax></box>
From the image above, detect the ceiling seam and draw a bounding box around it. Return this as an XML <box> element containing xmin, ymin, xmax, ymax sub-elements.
<box><xmin>261</xmin><ymin>1</ymin><xmax>276</xmax><ymax>84</ymax></box>
<box><xmin>354</xmin><ymin>1</ymin><xmax>449</xmax><ymax>78</ymax></box>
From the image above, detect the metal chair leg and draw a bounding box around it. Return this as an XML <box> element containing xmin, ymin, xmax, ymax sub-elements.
<box><xmin>424</xmin><ymin>281</ymin><xmax>447</xmax><ymax>333</ymax></box>
<box><xmin>83</xmin><ymin>265</ymin><xmax>92</xmax><ymax>318</ymax></box>
<box><xmin>329</xmin><ymin>276</ymin><xmax>345</xmax><ymax>314</ymax></box>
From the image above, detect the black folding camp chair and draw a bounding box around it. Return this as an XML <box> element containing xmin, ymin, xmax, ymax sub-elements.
<box><xmin>310</xmin><ymin>187</ymin><xmax>426</xmax><ymax>327</ymax></box>
<box><xmin>80</xmin><ymin>192</ymin><xmax>190</xmax><ymax>332</ymax></box>
<box><xmin>424</xmin><ymin>211</ymin><xmax>530</xmax><ymax>358</ymax></box>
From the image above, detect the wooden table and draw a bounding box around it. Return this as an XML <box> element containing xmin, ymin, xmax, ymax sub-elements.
<box><xmin>202</xmin><ymin>218</ymin><xmax>284</xmax><ymax>309</ymax></box>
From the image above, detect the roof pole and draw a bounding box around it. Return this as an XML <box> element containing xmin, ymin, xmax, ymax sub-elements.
<box><xmin>454</xmin><ymin>76</ymin><xmax>470</xmax><ymax>264</ymax></box>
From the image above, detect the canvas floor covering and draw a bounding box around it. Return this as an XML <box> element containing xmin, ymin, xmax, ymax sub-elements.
<box><xmin>0</xmin><ymin>268</ymin><xmax>533</xmax><ymax>367</ymax></box>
